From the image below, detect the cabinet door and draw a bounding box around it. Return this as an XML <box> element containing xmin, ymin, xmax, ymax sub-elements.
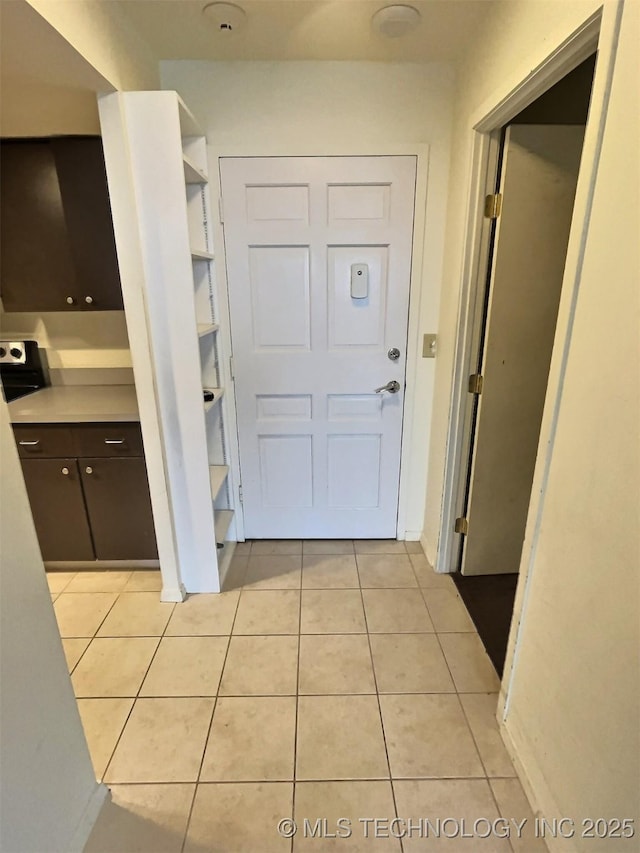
<box><xmin>51</xmin><ymin>138</ymin><xmax>123</xmax><ymax>310</ymax></box>
<box><xmin>20</xmin><ymin>459</ymin><xmax>94</xmax><ymax>561</ymax></box>
<box><xmin>80</xmin><ymin>458</ymin><xmax>158</xmax><ymax>560</ymax></box>
<box><xmin>0</xmin><ymin>141</ymin><xmax>78</xmax><ymax>311</ymax></box>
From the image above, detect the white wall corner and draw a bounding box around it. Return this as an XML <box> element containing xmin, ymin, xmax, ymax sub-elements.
<box><xmin>68</xmin><ymin>784</ymin><xmax>111</xmax><ymax>853</ymax></box>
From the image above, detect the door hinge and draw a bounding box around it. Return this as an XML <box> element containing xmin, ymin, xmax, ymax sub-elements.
<box><xmin>218</xmin><ymin>196</ymin><xmax>224</xmax><ymax>224</ymax></box>
<box><xmin>238</xmin><ymin>484</ymin><xmax>243</xmax><ymax>504</ymax></box>
<box><xmin>468</xmin><ymin>373</ymin><xmax>484</xmax><ymax>394</ymax></box>
<box><xmin>484</xmin><ymin>193</ymin><xmax>502</xmax><ymax>219</ymax></box>
<box><xmin>454</xmin><ymin>517</ymin><xmax>469</xmax><ymax>535</ymax></box>
<box><xmin>229</xmin><ymin>356</ymin><xmax>235</xmax><ymax>380</ymax></box>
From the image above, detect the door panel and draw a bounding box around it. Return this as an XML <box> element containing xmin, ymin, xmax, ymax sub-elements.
<box><xmin>328</xmin><ymin>246</ymin><xmax>388</xmax><ymax>348</ymax></box>
<box><xmin>462</xmin><ymin>125</ymin><xmax>585</xmax><ymax>575</ymax></box>
<box><xmin>249</xmin><ymin>246</ymin><xmax>311</xmax><ymax>350</ymax></box>
<box><xmin>80</xmin><ymin>458</ymin><xmax>158</xmax><ymax>560</ymax></box>
<box><xmin>221</xmin><ymin>156</ymin><xmax>416</xmax><ymax>538</ymax></box>
<box><xmin>52</xmin><ymin>137</ymin><xmax>123</xmax><ymax>310</ymax></box>
<box><xmin>0</xmin><ymin>141</ymin><xmax>78</xmax><ymax>311</ymax></box>
<box><xmin>20</xmin><ymin>458</ymin><xmax>94</xmax><ymax>561</ymax></box>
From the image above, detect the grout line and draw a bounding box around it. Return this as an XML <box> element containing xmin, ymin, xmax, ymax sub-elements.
<box><xmin>73</xmin><ymin>688</ymin><xmax>502</xmax><ymax>700</ymax></box>
<box><xmin>429</xmin><ymin>625</ymin><xmax>501</xmax><ymax>778</ymax></box>
<box><xmin>354</xmin><ymin>553</ymin><xmax>405</xmax><ymax>853</ymax></box>
<box><xmin>99</xmin><ymin>590</ymin><xmax>177</xmax><ymax>783</ymax></box>
<box><xmin>66</xmin><ymin>637</ymin><xmax>93</xmax><ymax>677</ymax></box>
<box><xmin>88</xmin><ymin>774</ymin><xmax>510</xmax><ymax>786</ymax></box>
<box><xmin>180</xmin><ymin>580</ymin><xmax>244</xmax><ymax>853</ymax></box>
<box><xmin>76</xmin><ymin>684</ymin><xmax>500</xmax><ymax>700</ymax></box>
<box><xmin>291</xmin><ymin>556</ymin><xmax>304</xmax><ymax>853</ymax></box>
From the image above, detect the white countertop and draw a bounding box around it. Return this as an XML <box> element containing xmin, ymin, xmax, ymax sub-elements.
<box><xmin>8</xmin><ymin>385</ymin><xmax>140</xmax><ymax>423</ymax></box>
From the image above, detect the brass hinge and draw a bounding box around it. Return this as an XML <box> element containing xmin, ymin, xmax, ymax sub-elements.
<box><xmin>468</xmin><ymin>373</ymin><xmax>484</xmax><ymax>394</ymax></box>
<box><xmin>454</xmin><ymin>517</ymin><xmax>469</xmax><ymax>535</ymax></box>
<box><xmin>484</xmin><ymin>193</ymin><xmax>502</xmax><ymax>219</ymax></box>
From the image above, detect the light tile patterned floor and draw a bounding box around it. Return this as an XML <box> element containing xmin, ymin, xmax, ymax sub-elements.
<box><xmin>47</xmin><ymin>542</ymin><xmax>545</xmax><ymax>852</ymax></box>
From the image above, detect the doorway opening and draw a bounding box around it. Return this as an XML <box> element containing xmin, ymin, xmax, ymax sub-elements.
<box><xmin>451</xmin><ymin>54</ymin><xmax>597</xmax><ymax>676</ymax></box>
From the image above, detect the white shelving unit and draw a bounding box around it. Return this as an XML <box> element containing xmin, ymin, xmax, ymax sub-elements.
<box><xmin>180</xmin><ymin>97</ymin><xmax>236</xmax><ymax>585</ymax></box>
<box><xmin>197</xmin><ymin>323</ymin><xmax>219</xmax><ymax>338</ymax></box>
<box><xmin>190</xmin><ymin>248</ymin><xmax>215</xmax><ymax>261</ymax></box>
<box><xmin>98</xmin><ymin>91</ymin><xmax>236</xmax><ymax>596</ymax></box>
<box><xmin>203</xmin><ymin>388</ymin><xmax>225</xmax><ymax>413</ymax></box>
<box><xmin>209</xmin><ymin>465</ymin><xmax>230</xmax><ymax>501</ymax></box>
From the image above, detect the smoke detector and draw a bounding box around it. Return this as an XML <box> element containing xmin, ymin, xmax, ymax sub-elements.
<box><xmin>202</xmin><ymin>2</ymin><xmax>247</xmax><ymax>33</ymax></box>
<box><xmin>372</xmin><ymin>5</ymin><xmax>421</xmax><ymax>38</ymax></box>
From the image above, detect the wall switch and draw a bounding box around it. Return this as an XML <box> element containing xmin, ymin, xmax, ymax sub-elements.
<box><xmin>350</xmin><ymin>263</ymin><xmax>369</xmax><ymax>298</ymax></box>
<box><xmin>422</xmin><ymin>333</ymin><xmax>437</xmax><ymax>358</ymax></box>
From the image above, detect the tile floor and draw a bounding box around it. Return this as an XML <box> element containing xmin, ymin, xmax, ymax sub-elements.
<box><xmin>47</xmin><ymin>541</ymin><xmax>546</xmax><ymax>852</ymax></box>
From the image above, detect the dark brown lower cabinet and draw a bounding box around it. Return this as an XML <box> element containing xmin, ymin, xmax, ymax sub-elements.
<box><xmin>79</xmin><ymin>458</ymin><xmax>158</xmax><ymax>560</ymax></box>
<box><xmin>16</xmin><ymin>422</ymin><xmax>157</xmax><ymax>562</ymax></box>
<box><xmin>20</xmin><ymin>458</ymin><xmax>94</xmax><ymax>561</ymax></box>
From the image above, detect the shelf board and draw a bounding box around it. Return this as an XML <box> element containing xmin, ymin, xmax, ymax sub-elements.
<box><xmin>197</xmin><ymin>323</ymin><xmax>219</xmax><ymax>338</ymax></box>
<box><xmin>191</xmin><ymin>248</ymin><xmax>215</xmax><ymax>261</ymax></box>
<box><xmin>209</xmin><ymin>465</ymin><xmax>230</xmax><ymax>501</ymax></box>
<box><xmin>215</xmin><ymin>509</ymin><xmax>234</xmax><ymax>544</ymax></box>
<box><xmin>203</xmin><ymin>387</ymin><xmax>224</xmax><ymax>413</ymax></box>
<box><xmin>183</xmin><ymin>153</ymin><xmax>208</xmax><ymax>184</ymax></box>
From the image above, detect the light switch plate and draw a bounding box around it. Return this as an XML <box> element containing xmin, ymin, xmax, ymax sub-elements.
<box><xmin>422</xmin><ymin>333</ymin><xmax>437</xmax><ymax>358</ymax></box>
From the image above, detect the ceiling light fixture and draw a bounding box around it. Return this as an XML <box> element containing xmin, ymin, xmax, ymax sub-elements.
<box><xmin>372</xmin><ymin>4</ymin><xmax>421</xmax><ymax>38</ymax></box>
<box><xmin>202</xmin><ymin>2</ymin><xmax>247</xmax><ymax>33</ymax></box>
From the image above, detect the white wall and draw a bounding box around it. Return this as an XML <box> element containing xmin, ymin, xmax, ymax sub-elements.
<box><xmin>424</xmin><ymin>0</ymin><xmax>613</xmax><ymax>558</ymax></box>
<box><xmin>161</xmin><ymin>60</ymin><xmax>455</xmax><ymax>536</ymax></box>
<box><xmin>426</xmin><ymin>0</ymin><xmax>639</xmax><ymax>844</ymax></box>
<box><xmin>0</xmin><ymin>310</ymin><xmax>132</xmax><ymax>373</ymax></box>
<box><xmin>0</xmin><ymin>402</ymin><xmax>106</xmax><ymax>851</ymax></box>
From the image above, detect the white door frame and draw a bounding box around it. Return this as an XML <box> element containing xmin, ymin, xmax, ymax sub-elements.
<box><xmin>208</xmin><ymin>144</ymin><xmax>432</xmax><ymax>542</ymax></box>
<box><xmin>435</xmin><ymin>0</ymin><xmax>623</xmax><ymax>720</ymax></box>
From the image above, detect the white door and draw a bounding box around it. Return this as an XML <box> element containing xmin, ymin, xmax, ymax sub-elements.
<box><xmin>461</xmin><ymin>126</ymin><xmax>584</xmax><ymax>575</ymax></box>
<box><xmin>221</xmin><ymin>156</ymin><xmax>416</xmax><ymax>538</ymax></box>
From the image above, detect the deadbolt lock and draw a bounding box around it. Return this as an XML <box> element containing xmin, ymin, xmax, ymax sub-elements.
<box><xmin>387</xmin><ymin>347</ymin><xmax>400</xmax><ymax>361</ymax></box>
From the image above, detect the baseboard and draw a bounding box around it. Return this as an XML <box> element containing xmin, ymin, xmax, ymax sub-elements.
<box><xmin>68</xmin><ymin>782</ymin><xmax>110</xmax><ymax>853</ymax></box>
<box><xmin>403</xmin><ymin>530</ymin><xmax>422</xmax><ymax>542</ymax></box>
<box><xmin>499</xmin><ymin>716</ymin><xmax>577</xmax><ymax>853</ymax></box>
<box><xmin>420</xmin><ymin>533</ymin><xmax>440</xmax><ymax>570</ymax></box>
<box><xmin>160</xmin><ymin>584</ymin><xmax>186</xmax><ymax>602</ymax></box>
<box><xmin>217</xmin><ymin>541</ymin><xmax>237</xmax><ymax>590</ymax></box>
<box><xmin>46</xmin><ymin>560</ymin><xmax>160</xmax><ymax>570</ymax></box>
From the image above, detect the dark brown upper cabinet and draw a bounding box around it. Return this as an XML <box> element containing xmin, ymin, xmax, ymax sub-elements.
<box><xmin>0</xmin><ymin>137</ymin><xmax>123</xmax><ymax>312</ymax></box>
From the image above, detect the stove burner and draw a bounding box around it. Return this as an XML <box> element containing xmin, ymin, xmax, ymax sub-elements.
<box><xmin>0</xmin><ymin>340</ymin><xmax>49</xmax><ymax>403</ymax></box>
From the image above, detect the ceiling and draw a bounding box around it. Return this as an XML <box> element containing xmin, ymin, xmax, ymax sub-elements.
<box><xmin>106</xmin><ymin>0</ymin><xmax>494</xmax><ymax>63</ymax></box>
<box><xmin>1</xmin><ymin>0</ymin><xmax>497</xmax><ymax>136</ymax></box>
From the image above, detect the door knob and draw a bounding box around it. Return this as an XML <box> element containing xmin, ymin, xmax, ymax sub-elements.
<box><xmin>375</xmin><ymin>380</ymin><xmax>400</xmax><ymax>394</ymax></box>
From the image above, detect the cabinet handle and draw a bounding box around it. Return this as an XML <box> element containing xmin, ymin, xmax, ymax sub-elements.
<box><xmin>104</xmin><ymin>439</ymin><xmax>125</xmax><ymax>445</ymax></box>
<box><xmin>18</xmin><ymin>440</ymin><xmax>40</xmax><ymax>446</ymax></box>
<box><xmin>85</xmin><ymin>296</ymin><xmax>94</xmax><ymax>305</ymax></box>
<box><xmin>85</xmin><ymin>466</ymin><xmax>93</xmax><ymax>474</ymax></box>
<box><xmin>66</xmin><ymin>296</ymin><xmax>76</xmax><ymax>305</ymax></box>
<box><xmin>61</xmin><ymin>467</ymin><xmax>69</xmax><ymax>476</ymax></box>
